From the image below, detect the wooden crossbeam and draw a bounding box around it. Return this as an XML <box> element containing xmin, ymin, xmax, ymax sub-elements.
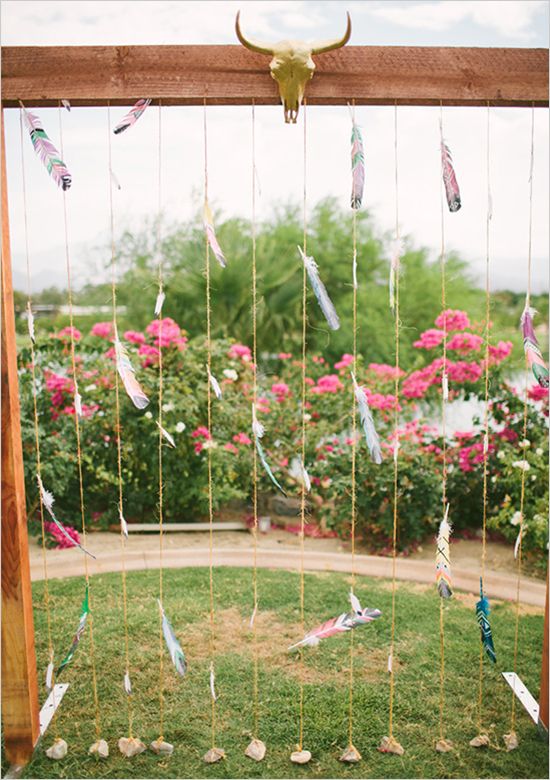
<box><xmin>1</xmin><ymin>45</ymin><xmax>548</xmax><ymax>108</ymax></box>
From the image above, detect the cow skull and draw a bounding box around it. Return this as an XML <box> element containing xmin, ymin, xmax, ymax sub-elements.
<box><xmin>235</xmin><ymin>11</ymin><xmax>351</xmax><ymax>124</ymax></box>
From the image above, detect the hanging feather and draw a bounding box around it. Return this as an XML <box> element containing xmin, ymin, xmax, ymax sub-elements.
<box><xmin>119</xmin><ymin>509</ymin><xmax>128</xmax><ymax>538</ymax></box>
<box><xmin>209</xmin><ymin>662</ymin><xmax>218</xmax><ymax>702</ymax></box>
<box><xmin>57</xmin><ymin>585</ymin><xmax>89</xmax><ymax>675</ymax></box>
<box><xmin>124</xmin><ymin>671</ymin><xmax>132</xmax><ymax>695</ymax></box>
<box><xmin>352</xmin><ymin>248</ymin><xmax>358</xmax><ymax>290</ymax></box>
<box><xmin>157</xmin><ymin>421</ymin><xmax>176</xmax><ymax>448</ymax></box>
<box><xmin>154</xmin><ymin>290</ymin><xmax>165</xmax><ymax>316</ymax></box>
<box><xmin>27</xmin><ymin>302</ymin><xmax>35</xmax><ymax>343</ymax></box>
<box><xmin>351</xmin><ymin>372</ymin><xmax>382</xmax><ymax>464</ymax></box>
<box><xmin>298</xmin><ymin>246</ymin><xmax>340</xmax><ymax>331</ymax></box>
<box><xmin>46</xmin><ymin>661</ymin><xmax>54</xmax><ymax>690</ymax></box>
<box><xmin>440</xmin><ymin>122</ymin><xmax>461</xmax><ymax>212</ymax></box>
<box><xmin>301</xmin><ymin>460</ymin><xmax>311</xmax><ymax>493</ymax></box>
<box><xmin>61</xmin><ymin>99</ymin><xmax>71</xmax><ymax>112</ymax></box>
<box><xmin>252</xmin><ymin>404</ymin><xmax>265</xmax><ymax>440</ymax></box>
<box><xmin>22</xmin><ymin>106</ymin><xmax>71</xmax><ymax>191</ymax></box>
<box><xmin>37</xmin><ymin>476</ymin><xmax>96</xmax><ymax>559</ymax></box>
<box><xmin>514</xmin><ymin>527</ymin><xmax>522</xmax><ymax>560</ymax></box>
<box><xmin>158</xmin><ymin>600</ymin><xmax>187</xmax><ymax>676</ymax></box>
<box><xmin>387</xmin><ymin>653</ymin><xmax>393</xmax><ymax>673</ymax></box>
<box><xmin>110</xmin><ymin>168</ymin><xmax>122</xmax><ymax>191</ymax></box>
<box><xmin>113</xmin><ymin>98</ymin><xmax>152</xmax><ymax>135</ymax></box>
<box><xmin>207</xmin><ymin>365</ymin><xmax>223</xmax><ymax>400</ymax></box>
<box><xmin>521</xmin><ymin>306</ymin><xmax>549</xmax><ymax>388</ymax></box>
<box><xmin>442</xmin><ymin>372</ymin><xmax>449</xmax><ymax>402</ymax></box>
<box><xmin>289</xmin><ymin>592</ymin><xmax>381</xmax><ymax>650</ymax></box>
<box><xmin>74</xmin><ymin>390</ymin><xmax>83</xmax><ymax>418</ymax></box>
<box><xmin>436</xmin><ymin>505</ymin><xmax>453</xmax><ymax>598</ymax></box>
<box><xmin>476</xmin><ymin>577</ymin><xmax>496</xmax><ymax>663</ymax></box>
<box><xmin>204</xmin><ymin>202</ymin><xmax>227</xmax><ymax>268</ymax></box>
<box><xmin>389</xmin><ymin>238</ymin><xmax>403</xmax><ymax>312</ymax></box>
<box><xmin>249</xmin><ymin>604</ymin><xmax>257</xmax><ymax>630</ymax></box>
<box><xmin>350</xmin><ymin>115</ymin><xmax>365</xmax><ymax>210</ymax></box>
<box><xmin>255</xmin><ymin>436</ymin><xmax>286</xmax><ymax>495</ymax></box>
<box><xmin>115</xmin><ymin>337</ymin><xmax>149</xmax><ymax>409</ymax></box>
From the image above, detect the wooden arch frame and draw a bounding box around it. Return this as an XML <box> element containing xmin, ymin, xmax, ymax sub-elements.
<box><xmin>1</xmin><ymin>43</ymin><xmax>548</xmax><ymax>767</ymax></box>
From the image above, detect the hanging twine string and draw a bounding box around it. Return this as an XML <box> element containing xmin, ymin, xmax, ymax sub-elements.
<box><xmin>347</xmin><ymin>100</ymin><xmax>359</xmax><ymax>750</ymax></box>
<box><xmin>250</xmin><ymin>100</ymin><xmax>261</xmax><ymax>739</ymax></box>
<box><xmin>58</xmin><ymin>103</ymin><xmax>101</xmax><ymax>741</ymax></box>
<box><xmin>297</xmin><ymin>99</ymin><xmax>308</xmax><ymax>753</ymax></box>
<box><xmin>107</xmin><ymin>103</ymin><xmax>134</xmax><ymax>739</ymax></box>
<box><xmin>438</xmin><ymin>103</ymin><xmax>449</xmax><ymax>744</ymax></box>
<box><xmin>477</xmin><ymin>102</ymin><xmax>492</xmax><ymax>735</ymax></box>
<box><xmin>156</xmin><ymin>102</ymin><xmax>166</xmax><ymax>743</ymax></box>
<box><xmin>19</xmin><ymin>108</ymin><xmax>59</xmax><ymax>740</ymax></box>
<box><xmin>387</xmin><ymin>102</ymin><xmax>401</xmax><ymax>740</ymax></box>
<box><xmin>510</xmin><ymin>103</ymin><xmax>535</xmax><ymax>733</ymax></box>
<box><xmin>203</xmin><ymin>98</ymin><xmax>217</xmax><ymax>750</ymax></box>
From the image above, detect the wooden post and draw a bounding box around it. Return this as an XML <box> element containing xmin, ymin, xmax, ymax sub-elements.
<box><xmin>539</xmin><ymin>575</ymin><xmax>548</xmax><ymax>732</ymax></box>
<box><xmin>1</xmin><ymin>108</ymin><xmax>40</xmax><ymax>765</ymax></box>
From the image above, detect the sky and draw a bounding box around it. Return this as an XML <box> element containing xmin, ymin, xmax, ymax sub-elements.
<box><xmin>2</xmin><ymin>0</ymin><xmax>549</xmax><ymax>293</ymax></box>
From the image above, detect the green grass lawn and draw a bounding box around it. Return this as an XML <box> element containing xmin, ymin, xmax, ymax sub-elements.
<box><xmin>19</xmin><ymin>567</ymin><xmax>548</xmax><ymax>779</ymax></box>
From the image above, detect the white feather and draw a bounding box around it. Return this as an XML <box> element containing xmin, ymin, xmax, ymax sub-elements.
<box><xmin>442</xmin><ymin>372</ymin><xmax>449</xmax><ymax>402</ymax></box>
<box><xmin>61</xmin><ymin>99</ymin><xmax>71</xmax><ymax>112</ymax></box>
<box><xmin>74</xmin><ymin>391</ymin><xmax>82</xmax><ymax>418</ymax></box>
<box><xmin>298</xmin><ymin>246</ymin><xmax>340</xmax><ymax>331</ymax></box>
<box><xmin>301</xmin><ymin>461</ymin><xmax>311</xmax><ymax>493</ymax></box>
<box><xmin>387</xmin><ymin>653</ymin><xmax>393</xmax><ymax>673</ymax></box>
<box><xmin>483</xmin><ymin>432</ymin><xmax>489</xmax><ymax>454</ymax></box>
<box><xmin>37</xmin><ymin>475</ymin><xmax>54</xmax><ymax>514</ymax></box>
<box><xmin>46</xmin><ymin>661</ymin><xmax>54</xmax><ymax>690</ymax></box>
<box><xmin>514</xmin><ymin>528</ymin><xmax>522</xmax><ymax>560</ymax></box>
<box><xmin>154</xmin><ymin>291</ymin><xmax>165</xmax><ymax>316</ymax></box>
<box><xmin>157</xmin><ymin>421</ymin><xmax>176</xmax><ymax>448</ymax></box>
<box><xmin>27</xmin><ymin>302</ymin><xmax>35</xmax><ymax>342</ymax></box>
<box><xmin>110</xmin><ymin>168</ymin><xmax>122</xmax><ymax>190</ymax></box>
<box><xmin>252</xmin><ymin>405</ymin><xmax>265</xmax><ymax>439</ymax></box>
<box><xmin>119</xmin><ymin>509</ymin><xmax>128</xmax><ymax>538</ymax></box>
<box><xmin>207</xmin><ymin>366</ymin><xmax>222</xmax><ymax>400</ymax></box>
<box><xmin>249</xmin><ymin>604</ymin><xmax>257</xmax><ymax>630</ymax></box>
<box><xmin>349</xmin><ymin>591</ymin><xmax>362</xmax><ymax>615</ymax></box>
<box><xmin>209</xmin><ymin>663</ymin><xmax>217</xmax><ymax>702</ymax></box>
<box><xmin>352</xmin><ymin>248</ymin><xmax>358</xmax><ymax>290</ymax></box>
<box><xmin>393</xmin><ymin>439</ymin><xmax>400</xmax><ymax>463</ymax></box>
<box><xmin>124</xmin><ymin>670</ymin><xmax>132</xmax><ymax>695</ymax></box>
<box><xmin>351</xmin><ymin>372</ymin><xmax>382</xmax><ymax>464</ymax></box>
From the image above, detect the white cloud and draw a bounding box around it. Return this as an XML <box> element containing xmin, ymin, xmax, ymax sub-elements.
<box><xmin>368</xmin><ymin>1</ymin><xmax>545</xmax><ymax>39</ymax></box>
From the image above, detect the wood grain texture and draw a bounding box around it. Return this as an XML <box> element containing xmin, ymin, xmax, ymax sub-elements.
<box><xmin>1</xmin><ymin>109</ymin><xmax>40</xmax><ymax>766</ymax></box>
<box><xmin>539</xmin><ymin>576</ymin><xmax>548</xmax><ymax>730</ymax></box>
<box><xmin>1</xmin><ymin>45</ymin><xmax>548</xmax><ymax>107</ymax></box>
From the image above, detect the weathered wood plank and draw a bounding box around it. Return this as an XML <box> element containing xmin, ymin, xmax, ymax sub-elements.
<box><xmin>539</xmin><ymin>575</ymin><xmax>548</xmax><ymax>731</ymax></box>
<box><xmin>2</xmin><ymin>45</ymin><xmax>548</xmax><ymax>107</ymax></box>
<box><xmin>1</xmin><ymin>109</ymin><xmax>40</xmax><ymax>766</ymax></box>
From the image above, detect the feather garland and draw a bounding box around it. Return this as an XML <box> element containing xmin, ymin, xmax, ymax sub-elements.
<box><xmin>476</xmin><ymin>577</ymin><xmax>496</xmax><ymax>663</ymax></box>
<box><xmin>37</xmin><ymin>475</ymin><xmax>96</xmax><ymax>559</ymax></box>
<box><xmin>207</xmin><ymin>365</ymin><xmax>223</xmax><ymax>400</ymax></box>
<box><xmin>289</xmin><ymin>592</ymin><xmax>381</xmax><ymax>650</ymax></box>
<box><xmin>22</xmin><ymin>106</ymin><xmax>71</xmax><ymax>191</ymax></box>
<box><xmin>113</xmin><ymin>98</ymin><xmax>152</xmax><ymax>135</ymax></box>
<box><xmin>350</xmin><ymin>118</ymin><xmax>365</xmax><ymax>210</ymax></box>
<box><xmin>158</xmin><ymin>600</ymin><xmax>187</xmax><ymax>676</ymax></box>
<box><xmin>27</xmin><ymin>302</ymin><xmax>35</xmax><ymax>343</ymax></box>
<box><xmin>114</xmin><ymin>337</ymin><xmax>149</xmax><ymax>409</ymax></box>
<box><xmin>440</xmin><ymin>122</ymin><xmax>461</xmax><ymax>212</ymax></box>
<box><xmin>157</xmin><ymin>421</ymin><xmax>176</xmax><ymax>448</ymax></box>
<box><xmin>521</xmin><ymin>306</ymin><xmax>549</xmax><ymax>388</ymax></box>
<box><xmin>351</xmin><ymin>372</ymin><xmax>382</xmax><ymax>464</ymax></box>
<box><xmin>124</xmin><ymin>671</ymin><xmax>132</xmax><ymax>695</ymax></box>
<box><xmin>298</xmin><ymin>246</ymin><xmax>340</xmax><ymax>331</ymax></box>
<box><xmin>209</xmin><ymin>662</ymin><xmax>218</xmax><ymax>701</ymax></box>
<box><xmin>57</xmin><ymin>585</ymin><xmax>89</xmax><ymax>674</ymax></box>
<box><xmin>436</xmin><ymin>505</ymin><xmax>453</xmax><ymax>598</ymax></box>
<box><xmin>154</xmin><ymin>290</ymin><xmax>165</xmax><ymax>316</ymax></box>
<box><xmin>204</xmin><ymin>202</ymin><xmax>227</xmax><ymax>268</ymax></box>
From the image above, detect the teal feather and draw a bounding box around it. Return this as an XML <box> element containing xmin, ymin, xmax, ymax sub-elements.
<box><xmin>476</xmin><ymin>577</ymin><xmax>496</xmax><ymax>663</ymax></box>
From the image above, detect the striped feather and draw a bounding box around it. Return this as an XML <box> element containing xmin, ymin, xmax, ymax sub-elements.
<box><xmin>22</xmin><ymin>107</ymin><xmax>71</xmax><ymax>190</ymax></box>
<box><xmin>521</xmin><ymin>306</ymin><xmax>549</xmax><ymax>388</ymax></box>
<box><xmin>476</xmin><ymin>577</ymin><xmax>496</xmax><ymax>663</ymax></box>
<box><xmin>113</xmin><ymin>99</ymin><xmax>151</xmax><ymax>135</ymax></box>
<box><xmin>350</xmin><ymin>120</ymin><xmax>365</xmax><ymax>210</ymax></box>
<box><xmin>436</xmin><ymin>506</ymin><xmax>452</xmax><ymax>598</ymax></box>
<box><xmin>158</xmin><ymin>600</ymin><xmax>187</xmax><ymax>676</ymax></box>
<box><xmin>57</xmin><ymin>585</ymin><xmax>89</xmax><ymax>675</ymax></box>
<box><xmin>440</xmin><ymin>122</ymin><xmax>461</xmax><ymax>212</ymax></box>
<box><xmin>298</xmin><ymin>246</ymin><xmax>340</xmax><ymax>331</ymax></box>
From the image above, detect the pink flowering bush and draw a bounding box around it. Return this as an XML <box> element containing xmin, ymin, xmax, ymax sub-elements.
<box><xmin>17</xmin><ymin>307</ymin><xmax>547</xmax><ymax>563</ymax></box>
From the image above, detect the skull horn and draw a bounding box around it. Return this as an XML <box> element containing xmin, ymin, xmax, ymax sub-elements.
<box><xmin>235</xmin><ymin>11</ymin><xmax>274</xmax><ymax>55</ymax></box>
<box><xmin>311</xmin><ymin>12</ymin><xmax>352</xmax><ymax>55</ymax></box>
